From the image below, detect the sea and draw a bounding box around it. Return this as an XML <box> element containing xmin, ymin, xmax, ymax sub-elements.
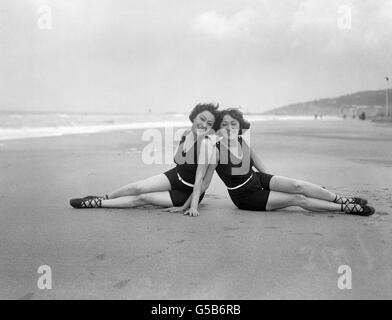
<box><xmin>0</xmin><ymin>111</ymin><xmax>341</xmax><ymax>141</ymax></box>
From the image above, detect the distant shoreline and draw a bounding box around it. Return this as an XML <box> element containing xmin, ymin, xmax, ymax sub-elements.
<box><xmin>370</xmin><ymin>115</ymin><xmax>392</xmax><ymax>123</ymax></box>
<box><xmin>0</xmin><ymin>114</ymin><xmax>343</xmax><ymax>142</ymax></box>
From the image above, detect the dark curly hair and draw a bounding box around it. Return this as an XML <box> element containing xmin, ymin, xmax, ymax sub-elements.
<box><xmin>216</xmin><ymin>108</ymin><xmax>250</xmax><ymax>134</ymax></box>
<box><xmin>188</xmin><ymin>103</ymin><xmax>220</xmax><ymax>125</ymax></box>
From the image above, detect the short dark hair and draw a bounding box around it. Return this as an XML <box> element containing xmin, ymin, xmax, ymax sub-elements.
<box><xmin>216</xmin><ymin>108</ymin><xmax>250</xmax><ymax>134</ymax></box>
<box><xmin>189</xmin><ymin>103</ymin><xmax>220</xmax><ymax>123</ymax></box>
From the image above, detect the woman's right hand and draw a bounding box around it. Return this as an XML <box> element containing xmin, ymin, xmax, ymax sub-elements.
<box><xmin>162</xmin><ymin>206</ymin><xmax>186</xmax><ymax>213</ymax></box>
<box><xmin>184</xmin><ymin>207</ymin><xmax>199</xmax><ymax>217</ymax></box>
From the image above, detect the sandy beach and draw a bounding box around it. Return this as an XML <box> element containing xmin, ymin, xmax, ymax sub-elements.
<box><xmin>1</xmin><ymin>119</ymin><xmax>391</xmax><ymax>300</ymax></box>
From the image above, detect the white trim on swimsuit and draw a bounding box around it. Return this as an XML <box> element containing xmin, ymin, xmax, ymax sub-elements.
<box><xmin>226</xmin><ymin>173</ymin><xmax>254</xmax><ymax>190</ymax></box>
<box><xmin>177</xmin><ymin>173</ymin><xmax>194</xmax><ymax>188</ymax></box>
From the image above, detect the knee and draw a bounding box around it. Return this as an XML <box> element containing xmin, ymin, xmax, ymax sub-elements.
<box><xmin>293</xmin><ymin>194</ymin><xmax>308</xmax><ymax>207</ymax></box>
<box><xmin>291</xmin><ymin>180</ymin><xmax>305</xmax><ymax>194</ymax></box>
<box><xmin>137</xmin><ymin>193</ymin><xmax>153</xmax><ymax>204</ymax></box>
<box><xmin>131</xmin><ymin>193</ymin><xmax>148</xmax><ymax>206</ymax></box>
<box><xmin>129</xmin><ymin>183</ymin><xmax>143</xmax><ymax>194</ymax></box>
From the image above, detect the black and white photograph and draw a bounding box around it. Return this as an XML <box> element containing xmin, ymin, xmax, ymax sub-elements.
<box><xmin>0</xmin><ymin>0</ymin><xmax>391</xmax><ymax>302</ymax></box>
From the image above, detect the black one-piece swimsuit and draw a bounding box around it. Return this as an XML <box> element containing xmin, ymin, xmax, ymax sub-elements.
<box><xmin>163</xmin><ymin>133</ymin><xmax>207</xmax><ymax>206</ymax></box>
<box><xmin>215</xmin><ymin>137</ymin><xmax>274</xmax><ymax>211</ymax></box>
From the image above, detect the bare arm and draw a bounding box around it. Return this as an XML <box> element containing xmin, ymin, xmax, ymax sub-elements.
<box><xmin>162</xmin><ymin>159</ymin><xmax>217</xmax><ymax>213</ymax></box>
<box><xmin>162</xmin><ymin>139</ymin><xmax>218</xmax><ymax>214</ymax></box>
<box><xmin>185</xmin><ymin>139</ymin><xmax>217</xmax><ymax>217</ymax></box>
<box><xmin>250</xmin><ymin>145</ymin><xmax>267</xmax><ymax>173</ymax></box>
<box><xmin>201</xmin><ymin>160</ymin><xmax>218</xmax><ymax>193</ymax></box>
<box><xmin>180</xmin><ymin>160</ymin><xmax>218</xmax><ymax>211</ymax></box>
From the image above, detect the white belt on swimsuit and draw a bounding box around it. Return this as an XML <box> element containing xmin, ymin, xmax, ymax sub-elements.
<box><xmin>177</xmin><ymin>173</ymin><xmax>194</xmax><ymax>187</ymax></box>
<box><xmin>226</xmin><ymin>173</ymin><xmax>254</xmax><ymax>191</ymax></box>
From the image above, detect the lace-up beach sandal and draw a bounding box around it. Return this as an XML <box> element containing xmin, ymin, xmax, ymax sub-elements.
<box><xmin>334</xmin><ymin>195</ymin><xmax>368</xmax><ymax>206</ymax></box>
<box><xmin>70</xmin><ymin>195</ymin><xmax>107</xmax><ymax>208</ymax></box>
<box><xmin>341</xmin><ymin>202</ymin><xmax>375</xmax><ymax>216</ymax></box>
<box><xmin>83</xmin><ymin>195</ymin><xmax>109</xmax><ymax>200</ymax></box>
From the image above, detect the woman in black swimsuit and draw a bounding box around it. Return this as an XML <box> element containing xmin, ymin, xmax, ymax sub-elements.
<box><xmin>169</xmin><ymin>108</ymin><xmax>375</xmax><ymax>216</ymax></box>
<box><xmin>69</xmin><ymin>103</ymin><xmax>218</xmax><ymax>216</ymax></box>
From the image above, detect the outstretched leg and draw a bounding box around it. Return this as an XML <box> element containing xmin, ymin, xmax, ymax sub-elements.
<box><xmin>269</xmin><ymin>175</ymin><xmax>365</xmax><ymax>204</ymax></box>
<box><xmin>108</xmin><ymin>173</ymin><xmax>171</xmax><ymax>199</ymax></box>
<box><xmin>265</xmin><ymin>191</ymin><xmax>374</xmax><ymax>215</ymax></box>
<box><xmin>266</xmin><ymin>191</ymin><xmax>340</xmax><ymax>212</ymax></box>
<box><xmin>102</xmin><ymin>191</ymin><xmax>173</xmax><ymax>208</ymax></box>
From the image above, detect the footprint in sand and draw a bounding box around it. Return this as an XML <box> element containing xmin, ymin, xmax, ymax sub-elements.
<box><xmin>94</xmin><ymin>253</ymin><xmax>106</xmax><ymax>261</ymax></box>
<box><xmin>173</xmin><ymin>239</ymin><xmax>186</xmax><ymax>244</ymax></box>
<box><xmin>264</xmin><ymin>226</ymin><xmax>280</xmax><ymax>230</ymax></box>
<box><xmin>303</xmin><ymin>213</ymin><xmax>314</xmax><ymax>216</ymax></box>
<box><xmin>114</xmin><ymin>279</ymin><xmax>130</xmax><ymax>289</ymax></box>
<box><xmin>18</xmin><ymin>292</ymin><xmax>34</xmax><ymax>300</ymax></box>
<box><xmin>224</xmin><ymin>235</ymin><xmax>235</xmax><ymax>238</ymax></box>
<box><xmin>86</xmin><ymin>253</ymin><xmax>107</xmax><ymax>273</ymax></box>
<box><xmin>205</xmin><ymin>194</ymin><xmax>224</xmax><ymax>200</ymax></box>
<box><xmin>223</xmin><ymin>227</ymin><xmax>239</xmax><ymax>232</ymax></box>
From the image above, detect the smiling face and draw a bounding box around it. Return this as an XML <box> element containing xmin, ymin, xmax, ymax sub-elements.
<box><xmin>219</xmin><ymin>114</ymin><xmax>240</xmax><ymax>140</ymax></box>
<box><xmin>191</xmin><ymin>110</ymin><xmax>215</xmax><ymax>135</ymax></box>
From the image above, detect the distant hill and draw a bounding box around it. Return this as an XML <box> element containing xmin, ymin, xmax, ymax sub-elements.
<box><xmin>263</xmin><ymin>89</ymin><xmax>389</xmax><ymax>117</ymax></box>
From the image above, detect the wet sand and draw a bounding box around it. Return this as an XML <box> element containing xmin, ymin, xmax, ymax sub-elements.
<box><xmin>0</xmin><ymin>119</ymin><xmax>391</xmax><ymax>299</ymax></box>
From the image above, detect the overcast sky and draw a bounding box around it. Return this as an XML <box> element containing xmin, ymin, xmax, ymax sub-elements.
<box><xmin>0</xmin><ymin>0</ymin><xmax>391</xmax><ymax>114</ymax></box>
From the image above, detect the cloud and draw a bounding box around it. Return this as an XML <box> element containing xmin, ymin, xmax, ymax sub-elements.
<box><xmin>291</xmin><ymin>0</ymin><xmax>336</xmax><ymax>31</ymax></box>
<box><xmin>2</xmin><ymin>0</ymin><xmax>392</xmax><ymax>113</ymax></box>
<box><xmin>279</xmin><ymin>0</ymin><xmax>392</xmax><ymax>57</ymax></box>
<box><xmin>191</xmin><ymin>1</ymin><xmax>392</xmax><ymax>54</ymax></box>
<box><xmin>192</xmin><ymin>8</ymin><xmax>256</xmax><ymax>39</ymax></box>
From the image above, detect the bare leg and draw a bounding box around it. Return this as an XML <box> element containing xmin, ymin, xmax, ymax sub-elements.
<box><xmin>102</xmin><ymin>191</ymin><xmax>173</xmax><ymax>208</ymax></box>
<box><xmin>266</xmin><ymin>191</ymin><xmax>341</xmax><ymax>212</ymax></box>
<box><xmin>269</xmin><ymin>175</ymin><xmax>337</xmax><ymax>202</ymax></box>
<box><xmin>108</xmin><ymin>173</ymin><xmax>171</xmax><ymax>199</ymax></box>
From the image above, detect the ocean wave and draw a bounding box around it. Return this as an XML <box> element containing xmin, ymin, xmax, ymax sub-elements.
<box><xmin>0</xmin><ymin>121</ymin><xmax>190</xmax><ymax>141</ymax></box>
<box><xmin>0</xmin><ymin>114</ymin><xmax>342</xmax><ymax>141</ymax></box>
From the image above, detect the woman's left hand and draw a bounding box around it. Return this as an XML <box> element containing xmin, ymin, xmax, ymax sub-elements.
<box><xmin>184</xmin><ymin>208</ymin><xmax>199</xmax><ymax>217</ymax></box>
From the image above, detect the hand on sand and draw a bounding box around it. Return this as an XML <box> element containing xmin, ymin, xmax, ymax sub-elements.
<box><xmin>184</xmin><ymin>208</ymin><xmax>199</xmax><ymax>217</ymax></box>
<box><xmin>162</xmin><ymin>206</ymin><xmax>186</xmax><ymax>213</ymax></box>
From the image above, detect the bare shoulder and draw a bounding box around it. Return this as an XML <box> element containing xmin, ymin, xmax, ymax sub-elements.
<box><xmin>182</xmin><ymin>128</ymin><xmax>192</xmax><ymax>137</ymax></box>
